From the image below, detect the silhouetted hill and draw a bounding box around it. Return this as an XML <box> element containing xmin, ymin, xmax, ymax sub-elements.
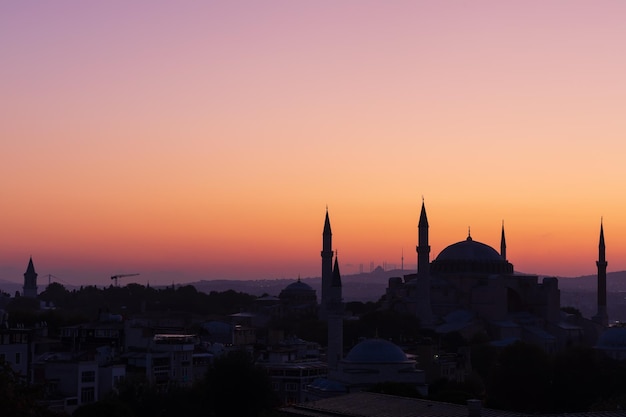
<box><xmin>557</xmin><ymin>271</ymin><xmax>626</xmax><ymax>323</ymax></box>
<box><xmin>189</xmin><ymin>266</ymin><xmax>402</xmax><ymax>302</ymax></box>
<box><xmin>557</xmin><ymin>270</ymin><xmax>626</xmax><ymax>292</ymax></box>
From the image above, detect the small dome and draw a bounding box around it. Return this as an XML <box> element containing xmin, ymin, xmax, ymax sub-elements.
<box><xmin>431</xmin><ymin>236</ymin><xmax>513</xmax><ymax>275</ymax></box>
<box><xmin>284</xmin><ymin>279</ymin><xmax>314</xmax><ymax>293</ymax></box>
<box><xmin>279</xmin><ymin>278</ymin><xmax>317</xmax><ymax>307</ymax></box>
<box><xmin>344</xmin><ymin>339</ymin><xmax>410</xmax><ymax>363</ymax></box>
<box><xmin>597</xmin><ymin>327</ymin><xmax>626</xmax><ymax>349</ymax></box>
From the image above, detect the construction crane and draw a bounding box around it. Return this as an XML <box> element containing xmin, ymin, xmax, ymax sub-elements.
<box><xmin>111</xmin><ymin>273</ymin><xmax>139</xmax><ymax>287</ymax></box>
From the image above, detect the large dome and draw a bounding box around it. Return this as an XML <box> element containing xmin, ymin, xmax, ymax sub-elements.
<box><xmin>431</xmin><ymin>236</ymin><xmax>513</xmax><ymax>275</ymax></box>
<box><xmin>344</xmin><ymin>339</ymin><xmax>410</xmax><ymax>363</ymax></box>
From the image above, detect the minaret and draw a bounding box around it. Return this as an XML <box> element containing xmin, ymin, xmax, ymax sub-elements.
<box><xmin>23</xmin><ymin>257</ymin><xmax>38</xmax><ymax>298</ymax></box>
<box><xmin>593</xmin><ymin>219</ymin><xmax>608</xmax><ymax>327</ymax></box>
<box><xmin>327</xmin><ymin>254</ymin><xmax>343</xmax><ymax>370</ymax></box>
<box><xmin>415</xmin><ymin>200</ymin><xmax>433</xmax><ymax>326</ymax></box>
<box><xmin>417</xmin><ymin>200</ymin><xmax>430</xmax><ymax>279</ymax></box>
<box><xmin>500</xmin><ymin>221</ymin><xmax>507</xmax><ymax>261</ymax></box>
<box><xmin>319</xmin><ymin>208</ymin><xmax>334</xmax><ymax>320</ymax></box>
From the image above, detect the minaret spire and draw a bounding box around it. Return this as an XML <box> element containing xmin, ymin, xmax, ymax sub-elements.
<box><xmin>417</xmin><ymin>200</ymin><xmax>430</xmax><ymax>278</ymax></box>
<box><xmin>594</xmin><ymin>218</ymin><xmax>608</xmax><ymax>327</ymax></box>
<box><xmin>320</xmin><ymin>208</ymin><xmax>334</xmax><ymax>320</ymax></box>
<box><xmin>327</xmin><ymin>252</ymin><xmax>344</xmax><ymax>370</ymax></box>
<box><xmin>500</xmin><ymin>220</ymin><xmax>507</xmax><ymax>261</ymax></box>
<box><xmin>415</xmin><ymin>199</ymin><xmax>433</xmax><ymax>326</ymax></box>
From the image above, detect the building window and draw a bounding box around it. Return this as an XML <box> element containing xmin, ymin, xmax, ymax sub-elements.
<box><xmin>285</xmin><ymin>382</ymin><xmax>298</xmax><ymax>392</ymax></box>
<box><xmin>113</xmin><ymin>375</ymin><xmax>123</xmax><ymax>386</ymax></box>
<box><xmin>81</xmin><ymin>387</ymin><xmax>95</xmax><ymax>404</ymax></box>
<box><xmin>15</xmin><ymin>352</ymin><xmax>20</xmax><ymax>365</ymax></box>
<box><xmin>81</xmin><ymin>370</ymin><xmax>96</xmax><ymax>383</ymax></box>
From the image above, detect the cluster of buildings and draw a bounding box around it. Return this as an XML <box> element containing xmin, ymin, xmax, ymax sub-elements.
<box><xmin>1</xmin><ymin>202</ymin><xmax>624</xmax><ymax>414</ymax></box>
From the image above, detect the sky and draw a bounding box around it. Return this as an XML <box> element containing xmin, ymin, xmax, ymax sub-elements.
<box><xmin>1</xmin><ymin>1</ymin><xmax>626</xmax><ymax>287</ymax></box>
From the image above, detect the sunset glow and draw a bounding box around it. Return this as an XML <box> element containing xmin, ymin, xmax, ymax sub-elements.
<box><xmin>2</xmin><ymin>1</ymin><xmax>626</xmax><ymax>286</ymax></box>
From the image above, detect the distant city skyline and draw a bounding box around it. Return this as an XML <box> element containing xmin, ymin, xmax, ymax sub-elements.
<box><xmin>2</xmin><ymin>1</ymin><xmax>626</xmax><ymax>286</ymax></box>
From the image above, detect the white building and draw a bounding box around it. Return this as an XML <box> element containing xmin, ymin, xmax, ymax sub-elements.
<box><xmin>0</xmin><ymin>326</ymin><xmax>31</xmax><ymax>378</ymax></box>
<box><xmin>33</xmin><ymin>355</ymin><xmax>100</xmax><ymax>414</ymax></box>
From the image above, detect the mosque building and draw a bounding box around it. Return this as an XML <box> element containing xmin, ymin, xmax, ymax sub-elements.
<box><xmin>309</xmin><ymin>203</ymin><xmax>614</xmax><ymax>402</ymax></box>
<box><xmin>383</xmin><ymin>201</ymin><xmax>609</xmax><ymax>351</ymax></box>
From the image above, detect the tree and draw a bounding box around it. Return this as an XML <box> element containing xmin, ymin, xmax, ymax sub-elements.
<box><xmin>205</xmin><ymin>350</ymin><xmax>278</xmax><ymax>417</ymax></box>
<box><xmin>72</xmin><ymin>400</ymin><xmax>133</xmax><ymax>417</ymax></box>
<box><xmin>486</xmin><ymin>342</ymin><xmax>551</xmax><ymax>412</ymax></box>
<box><xmin>552</xmin><ymin>346</ymin><xmax>626</xmax><ymax>412</ymax></box>
<box><xmin>0</xmin><ymin>360</ymin><xmax>58</xmax><ymax>417</ymax></box>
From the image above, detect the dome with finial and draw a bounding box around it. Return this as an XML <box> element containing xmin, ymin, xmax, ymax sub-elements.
<box><xmin>279</xmin><ymin>277</ymin><xmax>317</xmax><ymax>305</ymax></box>
<box><xmin>283</xmin><ymin>277</ymin><xmax>314</xmax><ymax>293</ymax></box>
<box><xmin>431</xmin><ymin>232</ymin><xmax>513</xmax><ymax>275</ymax></box>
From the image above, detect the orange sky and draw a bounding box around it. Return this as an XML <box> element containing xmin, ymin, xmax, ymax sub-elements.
<box><xmin>1</xmin><ymin>1</ymin><xmax>626</xmax><ymax>286</ymax></box>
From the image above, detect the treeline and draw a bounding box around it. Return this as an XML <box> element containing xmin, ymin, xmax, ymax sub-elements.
<box><xmin>468</xmin><ymin>341</ymin><xmax>626</xmax><ymax>413</ymax></box>
<box><xmin>5</xmin><ymin>282</ymin><xmax>256</xmax><ymax>332</ymax></box>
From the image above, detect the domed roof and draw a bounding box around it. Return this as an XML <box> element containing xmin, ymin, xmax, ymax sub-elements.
<box><xmin>436</xmin><ymin>236</ymin><xmax>503</xmax><ymax>262</ymax></box>
<box><xmin>597</xmin><ymin>327</ymin><xmax>626</xmax><ymax>349</ymax></box>
<box><xmin>344</xmin><ymin>339</ymin><xmax>410</xmax><ymax>363</ymax></box>
<box><xmin>431</xmin><ymin>235</ymin><xmax>513</xmax><ymax>275</ymax></box>
<box><xmin>283</xmin><ymin>279</ymin><xmax>314</xmax><ymax>293</ymax></box>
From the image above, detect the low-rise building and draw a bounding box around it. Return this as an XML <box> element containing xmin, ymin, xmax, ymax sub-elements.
<box><xmin>257</xmin><ymin>337</ymin><xmax>328</xmax><ymax>405</ymax></box>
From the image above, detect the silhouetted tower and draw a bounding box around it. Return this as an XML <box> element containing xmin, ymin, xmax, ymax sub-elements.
<box><xmin>500</xmin><ymin>221</ymin><xmax>507</xmax><ymax>261</ymax></box>
<box><xmin>327</xmin><ymin>254</ymin><xmax>344</xmax><ymax>370</ymax></box>
<box><xmin>23</xmin><ymin>257</ymin><xmax>38</xmax><ymax>298</ymax></box>
<box><xmin>417</xmin><ymin>200</ymin><xmax>430</xmax><ymax>278</ymax></box>
<box><xmin>319</xmin><ymin>208</ymin><xmax>334</xmax><ymax>319</ymax></box>
<box><xmin>593</xmin><ymin>219</ymin><xmax>608</xmax><ymax>327</ymax></box>
<box><xmin>415</xmin><ymin>200</ymin><xmax>433</xmax><ymax>326</ymax></box>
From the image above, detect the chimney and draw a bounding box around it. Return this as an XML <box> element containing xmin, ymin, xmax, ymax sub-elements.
<box><xmin>467</xmin><ymin>399</ymin><xmax>481</xmax><ymax>417</ymax></box>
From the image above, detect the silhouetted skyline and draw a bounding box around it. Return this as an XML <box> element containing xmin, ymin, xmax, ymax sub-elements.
<box><xmin>2</xmin><ymin>2</ymin><xmax>626</xmax><ymax>285</ymax></box>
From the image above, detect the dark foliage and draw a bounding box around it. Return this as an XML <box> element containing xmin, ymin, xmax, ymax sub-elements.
<box><xmin>469</xmin><ymin>341</ymin><xmax>626</xmax><ymax>414</ymax></box>
<box><xmin>39</xmin><ymin>282</ymin><xmax>256</xmax><ymax>318</ymax></box>
<box><xmin>428</xmin><ymin>375</ymin><xmax>484</xmax><ymax>405</ymax></box>
<box><xmin>72</xmin><ymin>400</ymin><xmax>134</xmax><ymax>417</ymax></box>
<box><xmin>486</xmin><ymin>342</ymin><xmax>552</xmax><ymax>412</ymax></box>
<box><xmin>551</xmin><ymin>346</ymin><xmax>626</xmax><ymax>412</ymax></box>
<box><xmin>0</xmin><ymin>360</ymin><xmax>60</xmax><ymax>417</ymax></box>
<box><xmin>206</xmin><ymin>350</ymin><xmax>279</xmax><ymax>417</ymax></box>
